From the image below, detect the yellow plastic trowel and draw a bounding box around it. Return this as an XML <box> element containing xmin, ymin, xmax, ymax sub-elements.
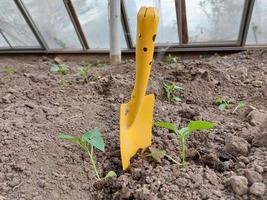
<box><xmin>120</xmin><ymin>7</ymin><xmax>159</xmax><ymax>170</ymax></box>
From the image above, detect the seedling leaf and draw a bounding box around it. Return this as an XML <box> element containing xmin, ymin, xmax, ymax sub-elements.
<box><xmin>252</xmin><ymin>80</ymin><xmax>263</xmax><ymax>88</ymax></box>
<box><xmin>50</xmin><ymin>64</ymin><xmax>60</xmax><ymax>73</ymax></box>
<box><xmin>0</xmin><ymin>67</ymin><xmax>16</xmax><ymax>73</ymax></box>
<box><xmin>173</xmin><ymin>96</ymin><xmax>182</xmax><ymax>102</ymax></box>
<box><xmin>82</xmin><ymin>128</ymin><xmax>105</xmax><ymax>152</ymax></box>
<box><xmin>232</xmin><ymin>102</ymin><xmax>245</xmax><ymax>113</ymax></box>
<box><xmin>218</xmin><ymin>103</ymin><xmax>227</xmax><ymax>111</ymax></box>
<box><xmin>178</xmin><ymin>127</ymin><xmax>190</xmax><ymax>138</ymax></box>
<box><xmin>58</xmin><ymin>134</ymin><xmax>80</xmax><ymax>143</ymax></box>
<box><xmin>146</xmin><ymin>149</ymin><xmax>166</xmax><ymax>159</ymax></box>
<box><xmin>215</xmin><ymin>97</ymin><xmax>223</xmax><ymax>105</ymax></box>
<box><xmin>154</xmin><ymin>122</ymin><xmax>177</xmax><ymax>133</ymax></box>
<box><xmin>188</xmin><ymin>121</ymin><xmax>215</xmax><ymax>133</ymax></box>
<box><xmin>104</xmin><ymin>170</ymin><xmax>117</xmax><ymax>179</ymax></box>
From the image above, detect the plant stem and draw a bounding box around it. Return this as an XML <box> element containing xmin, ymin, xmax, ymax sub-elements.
<box><xmin>165</xmin><ymin>154</ymin><xmax>181</xmax><ymax>165</ymax></box>
<box><xmin>181</xmin><ymin>139</ymin><xmax>186</xmax><ymax>166</ymax></box>
<box><xmin>82</xmin><ymin>144</ymin><xmax>100</xmax><ymax>180</ymax></box>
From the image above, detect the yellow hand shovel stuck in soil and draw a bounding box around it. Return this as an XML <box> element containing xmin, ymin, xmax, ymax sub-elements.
<box><xmin>120</xmin><ymin>7</ymin><xmax>159</xmax><ymax>170</ymax></box>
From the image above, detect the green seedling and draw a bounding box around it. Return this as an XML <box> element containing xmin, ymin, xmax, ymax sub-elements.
<box><xmin>50</xmin><ymin>64</ymin><xmax>68</xmax><ymax>75</ymax></box>
<box><xmin>232</xmin><ymin>101</ymin><xmax>245</xmax><ymax>114</ymax></box>
<box><xmin>163</xmin><ymin>81</ymin><xmax>183</xmax><ymax>102</ymax></box>
<box><xmin>146</xmin><ymin>149</ymin><xmax>180</xmax><ymax>165</ymax></box>
<box><xmin>215</xmin><ymin>97</ymin><xmax>230</xmax><ymax>111</ymax></box>
<box><xmin>59</xmin><ymin>128</ymin><xmax>116</xmax><ymax>180</ymax></box>
<box><xmin>77</xmin><ymin>64</ymin><xmax>90</xmax><ymax>84</ymax></box>
<box><xmin>0</xmin><ymin>67</ymin><xmax>16</xmax><ymax>74</ymax></box>
<box><xmin>50</xmin><ymin>64</ymin><xmax>69</xmax><ymax>85</ymax></box>
<box><xmin>95</xmin><ymin>60</ymin><xmax>107</xmax><ymax>68</ymax></box>
<box><xmin>154</xmin><ymin>121</ymin><xmax>216</xmax><ymax>166</ymax></box>
<box><xmin>252</xmin><ymin>80</ymin><xmax>263</xmax><ymax>88</ymax></box>
<box><xmin>166</xmin><ymin>54</ymin><xmax>176</xmax><ymax>64</ymax></box>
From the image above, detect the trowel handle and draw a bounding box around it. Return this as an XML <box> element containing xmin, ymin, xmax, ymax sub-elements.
<box><xmin>127</xmin><ymin>7</ymin><xmax>159</xmax><ymax>126</ymax></box>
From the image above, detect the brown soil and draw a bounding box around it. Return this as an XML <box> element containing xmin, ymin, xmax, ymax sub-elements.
<box><xmin>0</xmin><ymin>51</ymin><xmax>266</xmax><ymax>200</ymax></box>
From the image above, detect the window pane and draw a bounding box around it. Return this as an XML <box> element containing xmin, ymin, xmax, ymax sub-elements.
<box><xmin>0</xmin><ymin>34</ymin><xmax>9</xmax><ymax>48</ymax></box>
<box><xmin>23</xmin><ymin>0</ymin><xmax>82</xmax><ymax>49</ymax></box>
<box><xmin>246</xmin><ymin>0</ymin><xmax>267</xmax><ymax>45</ymax></box>
<box><xmin>0</xmin><ymin>0</ymin><xmax>39</xmax><ymax>48</ymax></box>
<box><xmin>124</xmin><ymin>0</ymin><xmax>179</xmax><ymax>45</ymax></box>
<box><xmin>72</xmin><ymin>0</ymin><xmax>127</xmax><ymax>49</ymax></box>
<box><xmin>186</xmin><ymin>0</ymin><xmax>245</xmax><ymax>43</ymax></box>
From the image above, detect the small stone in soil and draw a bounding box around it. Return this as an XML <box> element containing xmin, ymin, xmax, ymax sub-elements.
<box><xmin>249</xmin><ymin>182</ymin><xmax>265</xmax><ymax>196</ymax></box>
<box><xmin>230</xmin><ymin>175</ymin><xmax>248</xmax><ymax>195</ymax></box>
<box><xmin>247</xmin><ymin>109</ymin><xmax>267</xmax><ymax>127</ymax></box>
<box><xmin>245</xmin><ymin>170</ymin><xmax>263</xmax><ymax>185</ymax></box>
<box><xmin>225</xmin><ymin>135</ymin><xmax>250</xmax><ymax>156</ymax></box>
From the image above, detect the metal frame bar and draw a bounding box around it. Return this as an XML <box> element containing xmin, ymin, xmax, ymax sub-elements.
<box><xmin>0</xmin><ymin>0</ymin><xmax>266</xmax><ymax>53</ymax></box>
<box><xmin>121</xmin><ymin>0</ymin><xmax>133</xmax><ymax>49</ymax></box>
<box><xmin>14</xmin><ymin>0</ymin><xmax>48</xmax><ymax>50</ymax></box>
<box><xmin>178</xmin><ymin>0</ymin><xmax>249</xmax><ymax>47</ymax></box>
<box><xmin>2</xmin><ymin>45</ymin><xmax>267</xmax><ymax>54</ymax></box>
<box><xmin>175</xmin><ymin>0</ymin><xmax>182</xmax><ymax>44</ymax></box>
<box><xmin>0</xmin><ymin>31</ymin><xmax>12</xmax><ymax>48</ymax></box>
<box><xmin>180</xmin><ymin>0</ymin><xmax>188</xmax><ymax>44</ymax></box>
<box><xmin>239</xmin><ymin>0</ymin><xmax>255</xmax><ymax>46</ymax></box>
<box><xmin>63</xmin><ymin>0</ymin><xmax>89</xmax><ymax>49</ymax></box>
<box><xmin>237</xmin><ymin>0</ymin><xmax>254</xmax><ymax>46</ymax></box>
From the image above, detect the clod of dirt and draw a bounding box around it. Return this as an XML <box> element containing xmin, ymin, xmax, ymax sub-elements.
<box><xmin>1</xmin><ymin>93</ymin><xmax>12</xmax><ymax>103</ymax></box>
<box><xmin>27</xmin><ymin>73</ymin><xmax>48</xmax><ymax>83</ymax></box>
<box><xmin>178</xmin><ymin>107</ymin><xmax>200</xmax><ymax>121</ymax></box>
<box><xmin>230</xmin><ymin>175</ymin><xmax>248</xmax><ymax>195</ymax></box>
<box><xmin>247</xmin><ymin>109</ymin><xmax>267</xmax><ymax>127</ymax></box>
<box><xmin>249</xmin><ymin>182</ymin><xmax>265</xmax><ymax>196</ymax></box>
<box><xmin>263</xmin><ymin>86</ymin><xmax>267</xmax><ymax>97</ymax></box>
<box><xmin>245</xmin><ymin>170</ymin><xmax>263</xmax><ymax>185</ymax></box>
<box><xmin>225</xmin><ymin>135</ymin><xmax>250</xmax><ymax>156</ymax></box>
<box><xmin>117</xmin><ymin>186</ymin><xmax>131</xmax><ymax>199</ymax></box>
<box><xmin>54</xmin><ymin>57</ymin><xmax>63</xmax><ymax>64</ymax></box>
<box><xmin>218</xmin><ymin>151</ymin><xmax>232</xmax><ymax>162</ymax></box>
<box><xmin>94</xmin><ymin>76</ymin><xmax>114</xmax><ymax>95</ymax></box>
<box><xmin>252</xmin><ymin>120</ymin><xmax>267</xmax><ymax>147</ymax></box>
<box><xmin>204</xmin><ymin>168</ymin><xmax>219</xmax><ymax>186</ymax></box>
<box><xmin>200</xmin><ymin>152</ymin><xmax>230</xmax><ymax>172</ymax></box>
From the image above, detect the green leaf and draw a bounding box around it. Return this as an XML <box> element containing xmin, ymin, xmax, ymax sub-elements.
<box><xmin>215</xmin><ymin>97</ymin><xmax>223</xmax><ymax>105</ymax></box>
<box><xmin>154</xmin><ymin>122</ymin><xmax>177</xmax><ymax>133</ymax></box>
<box><xmin>82</xmin><ymin>128</ymin><xmax>105</xmax><ymax>152</ymax></box>
<box><xmin>218</xmin><ymin>103</ymin><xmax>227</xmax><ymax>111</ymax></box>
<box><xmin>146</xmin><ymin>149</ymin><xmax>166</xmax><ymax>159</ymax></box>
<box><xmin>0</xmin><ymin>67</ymin><xmax>16</xmax><ymax>73</ymax></box>
<box><xmin>174</xmin><ymin>85</ymin><xmax>183</xmax><ymax>90</ymax></box>
<box><xmin>104</xmin><ymin>171</ymin><xmax>117</xmax><ymax>179</ymax></box>
<box><xmin>177</xmin><ymin>127</ymin><xmax>190</xmax><ymax>139</ymax></box>
<box><xmin>173</xmin><ymin>96</ymin><xmax>182</xmax><ymax>102</ymax></box>
<box><xmin>252</xmin><ymin>80</ymin><xmax>263</xmax><ymax>88</ymax></box>
<box><xmin>58</xmin><ymin>134</ymin><xmax>81</xmax><ymax>143</ymax></box>
<box><xmin>50</xmin><ymin>65</ymin><xmax>59</xmax><ymax>73</ymax></box>
<box><xmin>188</xmin><ymin>121</ymin><xmax>216</xmax><ymax>133</ymax></box>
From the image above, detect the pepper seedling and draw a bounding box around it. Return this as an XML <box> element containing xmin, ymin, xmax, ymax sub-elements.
<box><xmin>59</xmin><ymin>128</ymin><xmax>116</xmax><ymax>180</ymax></box>
<box><xmin>215</xmin><ymin>97</ymin><xmax>230</xmax><ymax>111</ymax></box>
<box><xmin>154</xmin><ymin>121</ymin><xmax>216</xmax><ymax>166</ymax></box>
<box><xmin>95</xmin><ymin>60</ymin><xmax>107</xmax><ymax>68</ymax></box>
<box><xmin>232</xmin><ymin>101</ymin><xmax>245</xmax><ymax>114</ymax></box>
<box><xmin>50</xmin><ymin>64</ymin><xmax>69</xmax><ymax>85</ymax></box>
<box><xmin>166</xmin><ymin>54</ymin><xmax>176</xmax><ymax>64</ymax></box>
<box><xmin>163</xmin><ymin>81</ymin><xmax>183</xmax><ymax>102</ymax></box>
<box><xmin>77</xmin><ymin>63</ymin><xmax>91</xmax><ymax>84</ymax></box>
